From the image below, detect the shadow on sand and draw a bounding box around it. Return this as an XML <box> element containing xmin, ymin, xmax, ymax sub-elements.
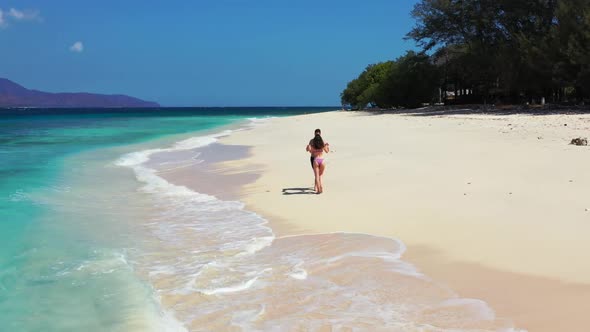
<box><xmin>354</xmin><ymin>104</ymin><xmax>590</xmax><ymax>117</ymax></box>
<box><xmin>282</xmin><ymin>187</ymin><xmax>316</xmax><ymax>195</ymax></box>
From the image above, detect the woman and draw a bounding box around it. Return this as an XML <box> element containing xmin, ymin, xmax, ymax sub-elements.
<box><xmin>308</xmin><ymin>134</ymin><xmax>330</xmax><ymax>194</ymax></box>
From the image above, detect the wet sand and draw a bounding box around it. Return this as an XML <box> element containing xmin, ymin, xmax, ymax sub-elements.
<box><xmin>147</xmin><ymin>143</ymin><xmax>259</xmax><ymax>201</ymax></box>
<box><xmin>405</xmin><ymin>246</ymin><xmax>590</xmax><ymax>332</ymax></box>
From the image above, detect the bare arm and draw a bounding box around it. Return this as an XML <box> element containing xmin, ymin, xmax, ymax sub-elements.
<box><xmin>324</xmin><ymin>142</ymin><xmax>330</xmax><ymax>153</ymax></box>
<box><xmin>306</xmin><ymin>139</ymin><xmax>314</xmax><ymax>152</ymax></box>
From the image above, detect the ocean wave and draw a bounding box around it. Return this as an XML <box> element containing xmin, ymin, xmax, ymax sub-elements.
<box><xmin>198</xmin><ymin>276</ymin><xmax>260</xmax><ymax>296</ymax></box>
<box><xmin>8</xmin><ymin>189</ymin><xmax>29</xmax><ymax>202</ymax></box>
<box><xmin>287</xmin><ymin>261</ymin><xmax>308</xmax><ymax>280</ymax></box>
<box><xmin>245</xmin><ymin>117</ymin><xmax>275</xmax><ymax>127</ymax></box>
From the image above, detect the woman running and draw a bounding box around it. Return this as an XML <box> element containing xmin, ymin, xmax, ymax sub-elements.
<box><xmin>308</xmin><ymin>133</ymin><xmax>330</xmax><ymax>194</ymax></box>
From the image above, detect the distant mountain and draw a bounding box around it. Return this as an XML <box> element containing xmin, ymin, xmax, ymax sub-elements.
<box><xmin>0</xmin><ymin>78</ymin><xmax>159</xmax><ymax>108</ymax></box>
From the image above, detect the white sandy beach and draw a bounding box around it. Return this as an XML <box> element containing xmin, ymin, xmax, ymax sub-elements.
<box><xmin>214</xmin><ymin>110</ymin><xmax>590</xmax><ymax>331</ymax></box>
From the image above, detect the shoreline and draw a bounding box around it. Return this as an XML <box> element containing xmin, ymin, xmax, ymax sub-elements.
<box><xmin>135</xmin><ymin>117</ymin><xmax>518</xmax><ymax>330</ymax></box>
<box><xmin>210</xmin><ymin>110</ymin><xmax>590</xmax><ymax>331</ymax></box>
<box><xmin>144</xmin><ymin>117</ymin><xmax>516</xmax><ymax>329</ymax></box>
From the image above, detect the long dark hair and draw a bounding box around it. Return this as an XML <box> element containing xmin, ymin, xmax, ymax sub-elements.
<box><xmin>312</xmin><ymin>134</ymin><xmax>325</xmax><ymax>150</ymax></box>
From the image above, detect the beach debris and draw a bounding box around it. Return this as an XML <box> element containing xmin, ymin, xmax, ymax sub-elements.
<box><xmin>537</xmin><ymin>136</ymin><xmax>543</xmax><ymax>140</ymax></box>
<box><xmin>570</xmin><ymin>137</ymin><xmax>588</xmax><ymax>146</ymax></box>
<box><xmin>564</xmin><ymin>123</ymin><xmax>568</xmax><ymax>126</ymax></box>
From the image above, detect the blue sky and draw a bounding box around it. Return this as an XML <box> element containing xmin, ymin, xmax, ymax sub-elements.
<box><xmin>0</xmin><ymin>1</ymin><xmax>419</xmax><ymax>106</ymax></box>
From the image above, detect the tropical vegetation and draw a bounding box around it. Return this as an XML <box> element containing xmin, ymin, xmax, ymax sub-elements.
<box><xmin>341</xmin><ymin>0</ymin><xmax>590</xmax><ymax>109</ymax></box>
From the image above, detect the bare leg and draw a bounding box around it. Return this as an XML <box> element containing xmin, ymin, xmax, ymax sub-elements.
<box><xmin>310</xmin><ymin>157</ymin><xmax>316</xmax><ymax>188</ymax></box>
<box><xmin>318</xmin><ymin>163</ymin><xmax>326</xmax><ymax>193</ymax></box>
<box><xmin>313</xmin><ymin>164</ymin><xmax>321</xmax><ymax>193</ymax></box>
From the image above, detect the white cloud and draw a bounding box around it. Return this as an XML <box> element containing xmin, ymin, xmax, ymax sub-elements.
<box><xmin>0</xmin><ymin>7</ymin><xmax>41</xmax><ymax>28</ymax></box>
<box><xmin>69</xmin><ymin>41</ymin><xmax>84</xmax><ymax>53</ymax></box>
<box><xmin>8</xmin><ymin>8</ymin><xmax>41</xmax><ymax>21</ymax></box>
<box><xmin>8</xmin><ymin>8</ymin><xmax>24</xmax><ymax>20</ymax></box>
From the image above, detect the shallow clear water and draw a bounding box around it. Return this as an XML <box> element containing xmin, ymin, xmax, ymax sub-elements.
<box><xmin>0</xmin><ymin>107</ymin><xmax>333</xmax><ymax>331</ymax></box>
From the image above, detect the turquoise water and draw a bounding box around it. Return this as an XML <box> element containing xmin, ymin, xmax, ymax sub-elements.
<box><xmin>0</xmin><ymin>107</ymin><xmax>334</xmax><ymax>331</ymax></box>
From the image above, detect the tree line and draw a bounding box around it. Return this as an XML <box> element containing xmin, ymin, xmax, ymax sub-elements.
<box><xmin>341</xmin><ymin>0</ymin><xmax>590</xmax><ymax>109</ymax></box>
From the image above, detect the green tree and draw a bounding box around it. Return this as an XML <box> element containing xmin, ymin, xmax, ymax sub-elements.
<box><xmin>341</xmin><ymin>61</ymin><xmax>395</xmax><ymax>109</ymax></box>
<box><xmin>407</xmin><ymin>0</ymin><xmax>590</xmax><ymax>102</ymax></box>
<box><xmin>408</xmin><ymin>0</ymin><xmax>506</xmax><ymax>101</ymax></box>
<box><xmin>555</xmin><ymin>0</ymin><xmax>590</xmax><ymax>99</ymax></box>
<box><xmin>380</xmin><ymin>51</ymin><xmax>440</xmax><ymax>108</ymax></box>
<box><xmin>341</xmin><ymin>51</ymin><xmax>439</xmax><ymax>109</ymax></box>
